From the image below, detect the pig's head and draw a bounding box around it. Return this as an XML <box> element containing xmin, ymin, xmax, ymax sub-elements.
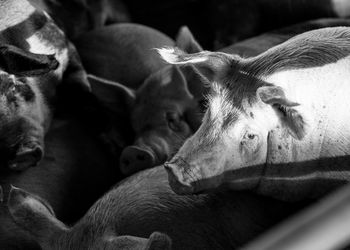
<box><xmin>0</xmin><ymin>45</ymin><xmax>59</xmax><ymax>171</ymax></box>
<box><xmin>158</xmin><ymin>48</ymin><xmax>308</xmax><ymax>195</ymax></box>
<box><xmin>123</xmin><ymin>65</ymin><xmax>203</xmax><ymax>175</ymax></box>
<box><xmin>90</xmin><ymin>26</ymin><xmax>207</xmax><ymax>175</ymax></box>
<box><xmin>89</xmin><ymin>65</ymin><xmax>203</xmax><ymax>176</ymax></box>
<box><xmin>7</xmin><ymin>186</ymin><xmax>172</xmax><ymax>250</ymax></box>
<box><xmin>119</xmin><ymin>26</ymin><xmax>207</xmax><ymax>175</ymax></box>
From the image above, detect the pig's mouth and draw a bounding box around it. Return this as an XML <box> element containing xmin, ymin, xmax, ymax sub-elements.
<box><xmin>120</xmin><ymin>146</ymin><xmax>158</xmax><ymax>175</ymax></box>
<box><xmin>8</xmin><ymin>142</ymin><xmax>43</xmax><ymax>171</ymax></box>
<box><xmin>164</xmin><ymin>159</ymin><xmax>201</xmax><ymax>195</ymax></box>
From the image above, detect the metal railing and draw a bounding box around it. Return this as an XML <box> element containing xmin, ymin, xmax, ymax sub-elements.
<box><xmin>242</xmin><ymin>184</ymin><xmax>350</xmax><ymax>250</ymax></box>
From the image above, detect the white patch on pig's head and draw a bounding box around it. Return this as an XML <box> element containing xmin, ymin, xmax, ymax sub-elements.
<box><xmin>209</xmin><ymin>94</ymin><xmax>222</xmax><ymax>120</ymax></box>
<box><xmin>26</xmin><ymin>34</ymin><xmax>68</xmax><ymax>80</ymax></box>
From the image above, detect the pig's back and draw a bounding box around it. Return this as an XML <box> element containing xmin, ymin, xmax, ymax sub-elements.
<box><xmin>75</xmin><ymin>23</ymin><xmax>175</xmax><ymax>89</ymax></box>
<box><xmin>221</xmin><ymin>18</ymin><xmax>350</xmax><ymax>57</ymax></box>
<box><xmin>85</xmin><ymin>166</ymin><xmax>305</xmax><ymax>249</ymax></box>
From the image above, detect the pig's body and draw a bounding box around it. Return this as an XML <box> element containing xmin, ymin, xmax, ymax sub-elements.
<box><xmin>220</xmin><ymin>18</ymin><xmax>350</xmax><ymax>56</ymax></box>
<box><xmin>0</xmin><ymin>116</ymin><xmax>118</xmax><ymax>250</ymax></box>
<box><xmin>7</xmin><ymin>165</ymin><xmax>306</xmax><ymax>250</ymax></box>
<box><xmin>75</xmin><ymin>23</ymin><xmax>174</xmax><ymax>89</ymax></box>
<box><xmin>210</xmin><ymin>0</ymin><xmax>350</xmax><ymax>48</ymax></box>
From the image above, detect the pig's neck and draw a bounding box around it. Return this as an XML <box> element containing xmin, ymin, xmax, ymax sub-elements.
<box><xmin>257</xmin><ymin>56</ymin><xmax>350</xmax><ymax>201</ymax></box>
<box><xmin>0</xmin><ymin>0</ymin><xmax>37</xmax><ymax>31</ymax></box>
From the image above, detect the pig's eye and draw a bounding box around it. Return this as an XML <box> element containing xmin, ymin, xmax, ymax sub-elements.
<box><xmin>241</xmin><ymin>131</ymin><xmax>260</xmax><ymax>154</ymax></box>
<box><xmin>246</xmin><ymin>133</ymin><xmax>256</xmax><ymax>140</ymax></box>
<box><xmin>166</xmin><ymin>112</ymin><xmax>183</xmax><ymax>132</ymax></box>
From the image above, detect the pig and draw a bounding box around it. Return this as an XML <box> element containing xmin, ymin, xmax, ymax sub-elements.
<box><xmin>75</xmin><ymin>23</ymin><xmax>175</xmax><ymax>89</ymax></box>
<box><xmin>6</xmin><ymin>166</ymin><xmax>306</xmax><ymax>250</ymax></box>
<box><xmin>78</xmin><ymin>24</ymin><xmax>206</xmax><ymax>175</ymax></box>
<box><xmin>159</xmin><ymin>26</ymin><xmax>350</xmax><ymax>201</ymax></box>
<box><xmin>209</xmin><ymin>0</ymin><xmax>350</xmax><ymax>49</ymax></box>
<box><xmin>0</xmin><ymin>0</ymin><xmax>95</xmax><ymax>171</ymax></box>
<box><xmin>0</xmin><ymin>114</ymin><xmax>121</xmax><ymax>250</ymax></box>
<box><xmin>220</xmin><ymin>18</ymin><xmax>350</xmax><ymax>57</ymax></box>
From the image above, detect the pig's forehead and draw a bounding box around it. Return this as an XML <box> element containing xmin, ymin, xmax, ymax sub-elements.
<box><xmin>208</xmin><ymin>80</ymin><xmax>259</xmax><ymax>110</ymax></box>
<box><xmin>211</xmin><ymin>70</ymin><xmax>261</xmax><ymax>98</ymax></box>
<box><xmin>206</xmin><ymin>90</ymin><xmax>241</xmax><ymax>129</ymax></box>
<box><xmin>205</xmin><ymin>79</ymin><xmax>262</xmax><ymax>129</ymax></box>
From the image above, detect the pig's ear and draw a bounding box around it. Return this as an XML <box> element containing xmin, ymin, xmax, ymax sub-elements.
<box><xmin>145</xmin><ymin>232</ymin><xmax>172</xmax><ymax>250</ymax></box>
<box><xmin>0</xmin><ymin>45</ymin><xmax>59</xmax><ymax>76</ymax></box>
<box><xmin>7</xmin><ymin>186</ymin><xmax>69</xmax><ymax>246</ymax></box>
<box><xmin>175</xmin><ymin>26</ymin><xmax>208</xmax><ymax>99</ymax></box>
<box><xmin>180</xmin><ymin>65</ymin><xmax>209</xmax><ymax>100</ymax></box>
<box><xmin>157</xmin><ymin>47</ymin><xmax>233</xmax><ymax>82</ymax></box>
<box><xmin>88</xmin><ymin>74</ymin><xmax>136</xmax><ymax>114</ymax></box>
<box><xmin>145</xmin><ymin>66</ymin><xmax>192</xmax><ymax>98</ymax></box>
<box><xmin>176</xmin><ymin>26</ymin><xmax>203</xmax><ymax>53</ymax></box>
<box><xmin>166</xmin><ymin>66</ymin><xmax>192</xmax><ymax>96</ymax></box>
<box><xmin>257</xmin><ymin>85</ymin><xmax>308</xmax><ymax>140</ymax></box>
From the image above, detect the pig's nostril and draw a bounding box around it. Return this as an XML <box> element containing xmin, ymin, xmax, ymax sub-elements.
<box><xmin>121</xmin><ymin>159</ymin><xmax>130</xmax><ymax>166</ymax></box>
<box><xmin>164</xmin><ymin>162</ymin><xmax>177</xmax><ymax>178</ymax></box>
<box><xmin>164</xmin><ymin>162</ymin><xmax>171</xmax><ymax>171</ymax></box>
<box><xmin>31</xmin><ymin>147</ymin><xmax>43</xmax><ymax>161</ymax></box>
<box><xmin>8</xmin><ymin>145</ymin><xmax>43</xmax><ymax>171</ymax></box>
<box><xmin>136</xmin><ymin>154</ymin><xmax>146</xmax><ymax>161</ymax></box>
<box><xmin>164</xmin><ymin>162</ymin><xmax>195</xmax><ymax>195</ymax></box>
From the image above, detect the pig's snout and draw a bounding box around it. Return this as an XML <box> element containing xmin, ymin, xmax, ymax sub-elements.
<box><xmin>8</xmin><ymin>145</ymin><xmax>43</xmax><ymax>171</ymax></box>
<box><xmin>120</xmin><ymin>146</ymin><xmax>156</xmax><ymax>175</ymax></box>
<box><xmin>164</xmin><ymin>162</ymin><xmax>195</xmax><ymax>195</ymax></box>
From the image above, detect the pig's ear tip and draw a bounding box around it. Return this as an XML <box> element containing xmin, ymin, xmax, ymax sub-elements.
<box><xmin>156</xmin><ymin>47</ymin><xmax>182</xmax><ymax>64</ymax></box>
<box><xmin>178</xmin><ymin>25</ymin><xmax>190</xmax><ymax>33</ymax></box>
<box><xmin>155</xmin><ymin>46</ymin><xmax>175</xmax><ymax>55</ymax></box>
<box><xmin>9</xmin><ymin>184</ymin><xmax>19</xmax><ymax>191</ymax></box>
